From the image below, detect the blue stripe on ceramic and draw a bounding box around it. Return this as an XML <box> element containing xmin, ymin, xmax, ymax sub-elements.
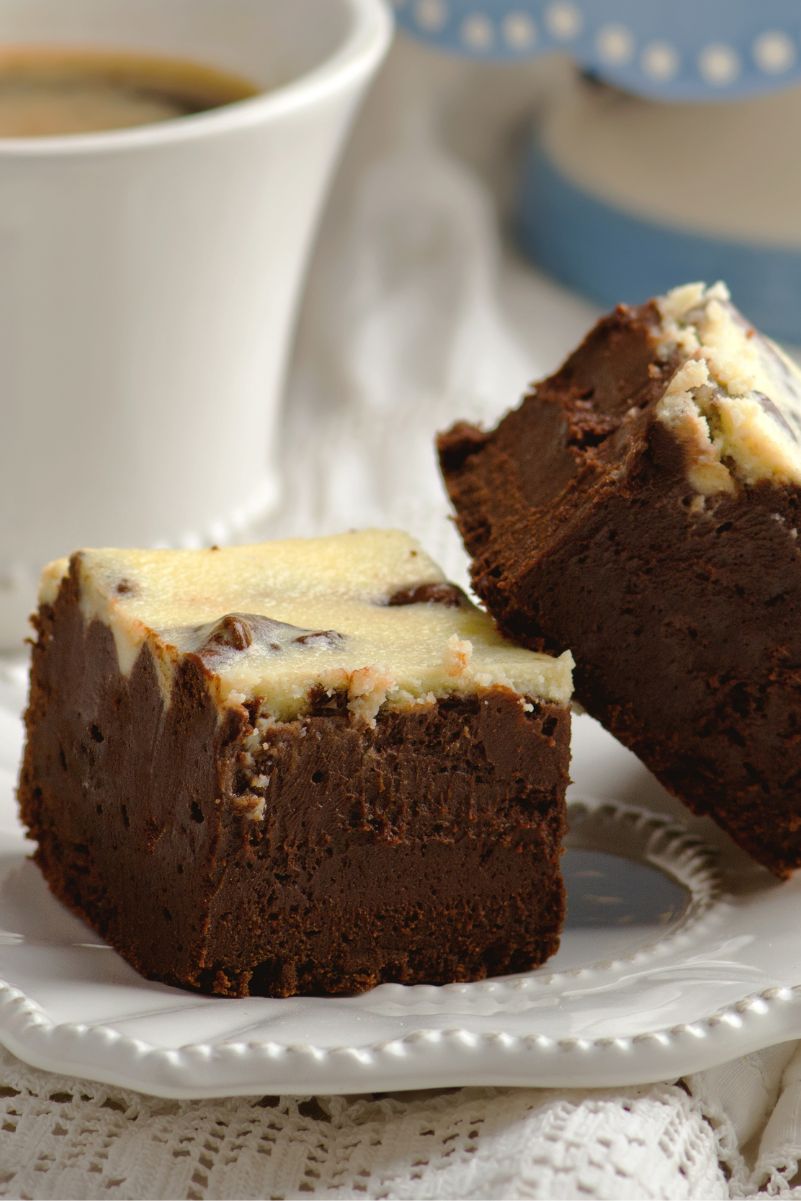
<box><xmin>393</xmin><ymin>0</ymin><xmax>801</xmax><ymax>100</ymax></box>
<box><xmin>519</xmin><ymin>138</ymin><xmax>801</xmax><ymax>344</ymax></box>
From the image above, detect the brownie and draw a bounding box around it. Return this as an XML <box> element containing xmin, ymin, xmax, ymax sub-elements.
<box><xmin>18</xmin><ymin>530</ymin><xmax>573</xmax><ymax>996</ymax></box>
<box><xmin>439</xmin><ymin>282</ymin><xmax>801</xmax><ymax>877</ymax></box>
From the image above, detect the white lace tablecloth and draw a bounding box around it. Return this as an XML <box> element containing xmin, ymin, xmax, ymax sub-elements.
<box><xmin>3</xmin><ymin>39</ymin><xmax>801</xmax><ymax>1201</ymax></box>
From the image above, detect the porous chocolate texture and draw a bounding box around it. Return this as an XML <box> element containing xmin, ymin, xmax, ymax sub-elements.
<box><xmin>439</xmin><ymin>289</ymin><xmax>801</xmax><ymax>877</ymax></box>
<box><xmin>19</xmin><ymin>533</ymin><xmax>571</xmax><ymax>997</ymax></box>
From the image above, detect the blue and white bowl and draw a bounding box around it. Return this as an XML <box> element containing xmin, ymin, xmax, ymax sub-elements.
<box><xmin>394</xmin><ymin>0</ymin><xmax>801</xmax><ymax>339</ymax></box>
<box><xmin>394</xmin><ymin>0</ymin><xmax>801</xmax><ymax>100</ymax></box>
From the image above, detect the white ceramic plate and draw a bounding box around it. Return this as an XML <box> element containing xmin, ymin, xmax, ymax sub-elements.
<box><xmin>0</xmin><ymin>662</ymin><xmax>800</xmax><ymax>1099</ymax></box>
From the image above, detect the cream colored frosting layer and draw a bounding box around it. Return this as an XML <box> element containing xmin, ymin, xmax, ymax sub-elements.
<box><xmin>654</xmin><ymin>282</ymin><xmax>801</xmax><ymax>496</ymax></box>
<box><xmin>39</xmin><ymin>530</ymin><xmax>573</xmax><ymax>721</ymax></box>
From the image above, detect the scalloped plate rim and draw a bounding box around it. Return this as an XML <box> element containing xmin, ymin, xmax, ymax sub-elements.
<box><xmin>1</xmin><ymin>670</ymin><xmax>801</xmax><ymax>1097</ymax></box>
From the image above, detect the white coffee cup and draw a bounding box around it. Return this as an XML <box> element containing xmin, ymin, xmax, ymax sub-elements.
<box><xmin>0</xmin><ymin>0</ymin><xmax>391</xmax><ymax>648</ymax></box>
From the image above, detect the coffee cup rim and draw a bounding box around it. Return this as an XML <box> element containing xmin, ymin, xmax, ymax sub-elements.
<box><xmin>0</xmin><ymin>0</ymin><xmax>393</xmax><ymax>156</ymax></box>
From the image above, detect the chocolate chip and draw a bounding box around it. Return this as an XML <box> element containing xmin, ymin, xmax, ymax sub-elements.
<box><xmin>387</xmin><ymin>583</ymin><xmax>466</xmax><ymax>608</ymax></box>
<box><xmin>115</xmin><ymin>578</ymin><xmax>137</xmax><ymax>596</ymax></box>
<box><xmin>295</xmin><ymin>630</ymin><xmax>343</xmax><ymax>649</ymax></box>
<box><xmin>245</xmin><ymin>618</ymin><xmax>343</xmax><ymax>652</ymax></box>
<box><xmin>201</xmin><ymin>614</ymin><xmax>254</xmax><ymax>653</ymax></box>
<box><xmin>193</xmin><ymin>613</ymin><xmax>344</xmax><ymax>663</ymax></box>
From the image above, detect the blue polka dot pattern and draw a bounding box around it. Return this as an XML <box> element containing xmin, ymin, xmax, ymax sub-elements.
<box><xmin>391</xmin><ymin>0</ymin><xmax>801</xmax><ymax>100</ymax></box>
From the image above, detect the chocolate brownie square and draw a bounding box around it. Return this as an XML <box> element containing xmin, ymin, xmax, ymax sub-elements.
<box><xmin>19</xmin><ymin>530</ymin><xmax>572</xmax><ymax>995</ymax></box>
<box><xmin>440</xmin><ymin>283</ymin><xmax>801</xmax><ymax>876</ymax></box>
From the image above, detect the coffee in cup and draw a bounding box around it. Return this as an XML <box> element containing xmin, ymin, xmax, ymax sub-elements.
<box><xmin>0</xmin><ymin>46</ymin><xmax>258</xmax><ymax>137</ymax></box>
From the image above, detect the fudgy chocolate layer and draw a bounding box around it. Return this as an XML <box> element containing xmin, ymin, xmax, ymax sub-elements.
<box><xmin>439</xmin><ymin>303</ymin><xmax>801</xmax><ymax>877</ymax></box>
<box><xmin>19</xmin><ymin>566</ymin><xmax>569</xmax><ymax>996</ymax></box>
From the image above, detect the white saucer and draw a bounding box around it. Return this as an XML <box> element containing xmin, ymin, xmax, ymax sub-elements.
<box><xmin>0</xmin><ymin>662</ymin><xmax>798</xmax><ymax>1099</ymax></box>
